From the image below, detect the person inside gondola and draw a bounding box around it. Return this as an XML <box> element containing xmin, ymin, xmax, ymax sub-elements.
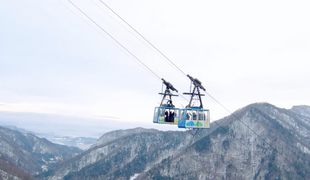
<box><xmin>193</xmin><ymin>112</ymin><xmax>197</xmax><ymax>120</ymax></box>
<box><xmin>169</xmin><ymin>111</ymin><xmax>173</xmax><ymax>122</ymax></box>
<box><xmin>165</xmin><ymin>110</ymin><xmax>169</xmax><ymax>122</ymax></box>
<box><xmin>167</xmin><ymin>100</ymin><xmax>174</xmax><ymax>107</ymax></box>
<box><xmin>199</xmin><ymin>112</ymin><xmax>206</xmax><ymax>121</ymax></box>
<box><xmin>186</xmin><ymin>112</ymin><xmax>192</xmax><ymax>120</ymax></box>
<box><xmin>171</xmin><ymin>111</ymin><xmax>175</xmax><ymax>122</ymax></box>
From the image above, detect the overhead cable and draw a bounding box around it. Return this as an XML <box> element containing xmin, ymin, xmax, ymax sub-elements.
<box><xmin>98</xmin><ymin>0</ymin><xmax>188</xmax><ymax>78</ymax></box>
<box><xmin>67</xmin><ymin>0</ymin><xmax>162</xmax><ymax>81</ymax></box>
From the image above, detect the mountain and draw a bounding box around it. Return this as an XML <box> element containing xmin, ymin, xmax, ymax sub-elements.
<box><xmin>138</xmin><ymin>103</ymin><xmax>310</xmax><ymax>180</ymax></box>
<box><xmin>4</xmin><ymin>125</ymin><xmax>36</xmax><ymax>134</ymax></box>
<box><xmin>290</xmin><ymin>105</ymin><xmax>310</xmax><ymax>118</ymax></box>
<box><xmin>0</xmin><ymin>126</ymin><xmax>83</xmax><ymax>176</ymax></box>
<box><xmin>0</xmin><ymin>157</ymin><xmax>38</xmax><ymax>180</ymax></box>
<box><xmin>43</xmin><ymin>102</ymin><xmax>310</xmax><ymax>179</ymax></box>
<box><xmin>45</xmin><ymin>128</ymin><xmax>190</xmax><ymax>180</ymax></box>
<box><xmin>4</xmin><ymin>125</ymin><xmax>97</xmax><ymax>150</ymax></box>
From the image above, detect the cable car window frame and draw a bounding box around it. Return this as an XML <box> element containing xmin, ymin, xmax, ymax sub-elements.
<box><xmin>153</xmin><ymin>106</ymin><xmax>180</xmax><ymax>124</ymax></box>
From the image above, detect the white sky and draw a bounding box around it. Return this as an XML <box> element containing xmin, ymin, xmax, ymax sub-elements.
<box><xmin>1</xmin><ymin>0</ymin><xmax>310</xmax><ymax>135</ymax></box>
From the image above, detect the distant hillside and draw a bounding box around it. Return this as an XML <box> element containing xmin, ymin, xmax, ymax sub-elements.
<box><xmin>4</xmin><ymin>125</ymin><xmax>97</xmax><ymax>150</ymax></box>
<box><xmin>45</xmin><ymin>103</ymin><xmax>310</xmax><ymax>180</ymax></box>
<box><xmin>0</xmin><ymin>157</ymin><xmax>38</xmax><ymax>180</ymax></box>
<box><xmin>0</xmin><ymin>126</ymin><xmax>83</xmax><ymax>175</ymax></box>
<box><xmin>290</xmin><ymin>105</ymin><xmax>310</xmax><ymax>118</ymax></box>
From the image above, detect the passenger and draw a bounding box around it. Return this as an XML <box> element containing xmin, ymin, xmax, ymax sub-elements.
<box><xmin>186</xmin><ymin>112</ymin><xmax>192</xmax><ymax>120</ymax></box>
<box><xmin>202</xmin><ymin>112</ymin><xmax>206</xmax><ymax>120</ymax></box>
<box><xmin>167</xmin><ymin>100</ymin><xmax>174</xmax><ymax>107</ymax></box>
<box><xmin>168</xmin><ymin>100</ymin><xmax>172</xmax><ymax>107</ymax></box>
<box><xmin>165</xmin><ymin>110</ymin><xmax>169</xmax><ymax>122</ymax></box>
<box><xmin>169</xmin><ymin>111</ymin><xmax>173</xmax><ymax>122</ymax></box>
<box><xmin>199</xmin><ymin>112</ymin><xmax>204</xmax><ymax>120</ymax></box>
<box><xmin>193</xmin><ymin>112</ymin><xmax>197</xmax><ymax>120</ymax></box>
<box><xmin>171</xmin><ymin>111</ymin><xmax>175</xmax><ymax>122</ymax></box>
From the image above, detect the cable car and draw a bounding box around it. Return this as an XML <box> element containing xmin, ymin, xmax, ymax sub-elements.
<box><xmin>178</xmin><ymin>108</ymin><xmax>210</xmax><ymax>128</ymax></box>
<box><xmin>153</xmin><ymin>78</ymin><xmax>180</xmax><ymax>125</ymax></box>
<box><xmin>178</xmin><ymin>75</ymin><xmax>210</xmax><ymax>131</ymax></box>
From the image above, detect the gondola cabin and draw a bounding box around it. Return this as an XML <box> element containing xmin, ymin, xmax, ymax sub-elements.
<box><xmin>153</xmin><ymin>78</ymin><xmax>179</xmax><ymax>125</ymax></box>
<box><xmin>178</xmin><ymin>108</ymin><xmax>210</xmax><ymax>128</ymax></box>
<box><xmin>153</xmin><ymin>106</ymin><xmax>180</xmax><ymax>125</ymax></box>
<box><xmin>177</xmin><ymin>75</ymin><xmax>211</xmax><ymax>129</ymax></box>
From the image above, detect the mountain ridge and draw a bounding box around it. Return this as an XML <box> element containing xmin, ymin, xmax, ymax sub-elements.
<box><xmin>0</xmin><ymin>126</ymin><xmax>82</xmax><ymax>176</ymax></box>
<box><xmin>2</xmin><ymin>102</ymin><xmax>310</xmax><ymax>179</ymax></box>
<box><xmin>45</xmin><ymin>102</ymin><xmax>310</xmax><ymax>180</ymax></box>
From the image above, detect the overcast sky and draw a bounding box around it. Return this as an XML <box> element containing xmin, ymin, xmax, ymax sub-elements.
<box><xmin>1</xmin><ymin>0</ymin><xmax>310</xmax><ymax>136</ymax></box>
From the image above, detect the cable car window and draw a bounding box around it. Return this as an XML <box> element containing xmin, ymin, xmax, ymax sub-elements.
<box><xmin>186</xmin><ymin>111</ymin><xmax>192</xmax><ymax>120</ymax></box>
<box><xmin>180</xmin><ymin>110</ymin><xmax>185</xmax><ymax>119</ymax></box>
<box><xmin>193</xmin><ymin>111</ymin><xmax>197</xmax><ymax>120</ymax></box>
<box><xmin>154</xmin><ymin>108</ymin><xmax>159</xmax><ymax>117</ymax></box>
<box><xmin>160</xmin><ymin>108</ymin><xmax>165</xmax><ymax>116</ymax></box>
<box><xmin>198</xmin><ymin>111</ymin><xmax>206</xmax><ymax>121</ymax></box>
<box><xmin>173</xmin><ymin>109</ymin><xmax>178</xmax><ymax>118</ymax></box>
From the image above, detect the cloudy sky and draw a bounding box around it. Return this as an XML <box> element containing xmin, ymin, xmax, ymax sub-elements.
<box><xmin>1</xmin><ymin>0</ymin><xmax>310</xmax><ymax>136</ymax></box>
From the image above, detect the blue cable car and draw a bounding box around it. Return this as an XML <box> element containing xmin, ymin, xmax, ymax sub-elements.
<box><xmin>153</xmin><ymin>78</ymin><xmax>180</xmax><ymax>125</ymax></box>
<box><xmin>178</xmin><ymin>75</ymin><xmax>210</xmax><ymax>132</ymax></box>
<box><xmin>178</xmin><ymin>108</ymin><xmax>210</xmax><ymax>128</ymax></box>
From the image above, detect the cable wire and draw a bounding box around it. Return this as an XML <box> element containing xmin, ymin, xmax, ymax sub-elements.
<box><xmin>58</xmin><ymin>0</ymin><xmax>138</xmax><ymax>64</ymax></box>
<box><xmin>98</xmin><ymin>0</ymin><xmax>188</xmax><ymax>78</ymax></box>
<box><xmin>90</xmin><ymin>0</ymin><xmax>190</xmax><ymax>104</ymax></box>
<box><xmin>64</xmin><ymin>0</ymin><xmax>190</xmax><ymax>113</ymax></box>
<box><xmin>67</xmin><ymin>0</ymin><xmax>162</xmax><ymax>81</ymax></box>
<box><xmin>90</xmin><ymin>0</ymin><xmax>166</xmax><ymax>61</ymax></box>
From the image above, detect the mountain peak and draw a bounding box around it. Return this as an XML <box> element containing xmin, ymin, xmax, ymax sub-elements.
<box><xmin>290</xmin><ymin>105</ymin><xmax>310</xmax><ymax>118</ymax></box>
<box><xmin>91</xmin><ymin>127</ymin><xmax>159</xmax><ymax>148</ymax></box>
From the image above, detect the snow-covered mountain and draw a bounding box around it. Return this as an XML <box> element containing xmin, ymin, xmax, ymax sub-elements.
<box><xmin>290</xmin><ymin>105</ymin><xmax>310</xmax><ymax>118</ymax></box>
<box><xmin>3</xmin><ymin>125</ymin><xmax>36</xmax><ymax>134</ymax></box>
<box><xmin>0</xmin><ymin>126</ymin><xmax>83</xmax><ymax>176</ymax></box>
<box><xmin>0</xmin><ymin>158</ymin><xmax>38</xmax><ymax>180</ymax></box>
<box><xmin>44</xmin><ymin>103</ymin><xmax>310</xmax><ymax>180</ymax></box>
<box><xmin>4</xmin><ymin>125</ymin><xmax>97</xmax><ymax>150</ymax></box>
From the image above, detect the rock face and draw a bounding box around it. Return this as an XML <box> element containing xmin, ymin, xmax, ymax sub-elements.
<box><xmin>46</xmin><ymin>103</ymin><xmax>310</xmax><ymax>180</ymax></box>
<box><xmin>0</xmin><ymin>126</ymin><xmax>82</xmax><ymax>175</ymax></box>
